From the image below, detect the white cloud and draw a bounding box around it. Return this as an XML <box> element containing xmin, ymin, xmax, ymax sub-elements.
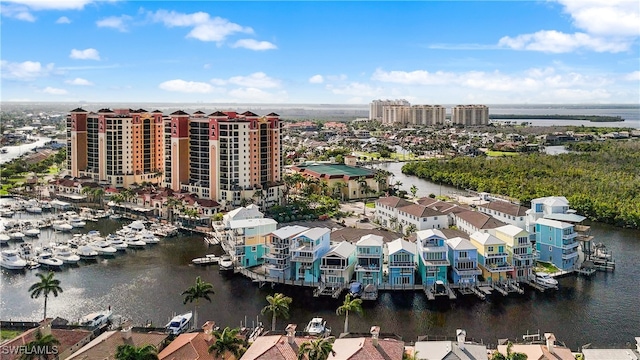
<box><xmin>65</xmin><ymin>77</ymin><xmax>93</xmax><ymax>86</ymax></box>
<box><xmin>309</xmin><ymin>75</ymin><xmax>324</xmax><ymax>84</ymax></box>
<box><xmin>96</xmin><ymin>15</ymin><xmax>132</xmax><ymax>32</ymax></box>
<box><xmin>326</xmin><ymin>82</ymin><xmax>381</xmax><ymax>97</ymax></box>
<box><xmin>555</xmin><ymin>0</ymin><xmax>640</xmax><ymax>37</ymax></box>
<box><xmin>69</xmin><ymin>48</ymin><xmax>100</xmax><ymax>60</ymax></box>
<box><xmin>231</xmin><ymin>39</ymin><xmax>277</xmax><ymax>51</ymax></box>
<box><xmin>624</xmin><ymin>70</ymin><xmax>640</xmax><ymax>81</ymax></box>
<box><xmin>498</xmin><ymin>30</ymin><xmax>631</xmax><ymax>53</ymax></box>
<box><xmin>211</xmin><ymin>72</ymin><xmax>281</xmax><ymax>89</ymax></box>
<box><xmin>0</xmin><ymin>60</ymin><xmax>54</xmax><ymax>80</ymax></box>
<box><xmin>149</xmin><ymin>10</ymin><xmax>253</xmax><ymax>43</ymax></box>
<box><xmin>56</xmin><ymin>16</ymin><xmax>70</xmax><ymax>24</ymax></box>
<box><xmin>0</xmin><ymin>4</ymin><xmax>36</xmax><ymax>21</ymax></box>
<box><xmin>159</xmin><ymin>79</ymin><xmax>216</xmax><ymax>93</ymax></box>
<box><xmin>372</xmin><ymin>69</ymin><xmax>455</xmax><ymax>85</ymax></box>
<box><xmin>42</xmin><ymin>86</ymin><xmax>67</xmax><ymax>95</ymax></box>
<box><xmin>227</xmin><ymin>88</ymin><xmax>287</xmax><ymax>103</ymax></box>
<box><xmin>3</xmin><ymin>0</ymin><xmax>95</xmax><ymax>11</ymax></box>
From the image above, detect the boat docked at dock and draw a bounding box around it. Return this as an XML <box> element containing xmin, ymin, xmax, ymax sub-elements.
<box><xmin>77</xmin><ymin>245</ymin><xmax>99</xmax><ymax>261</ymax></box>
<box><xmin>89</xmin><ymin>241</ymin><xmax>118</xmax><ymax>257</ymax></box>
<box><xmin>68</xmin><ymin>216</ymin><xmax>86</xmax><ymax>228</ymax></box>
<box><xmin>8</xmin><ymin>230</ymin><xmax>25</xmax><ymax>241</ymax></box>
<box><xmin>37</xmin><ymin>252</ymin><xmax>64</xmax><ymax>269</ymax></box>
<box><xmin>106</xmin><ymin>234</ymin><xmax>128</xmax><ymax>251</ymax></box>
<box><xmin>139</xmin><ymin>231</ymin><xmax>159</xmax><ymax>244</ymax></box>
<box><xmin>0</xmin><ymin>249</ymin><xmax>28</xmax><ymax>270</ymax></box>
<box><xmin>165</xmin><ymin>312</ymin><xmax>192</xmax><ymax>335</ymax></box>
<box><xmin>23</xmin><ymin>227</ymin><xmax>41</xmax><ymax>237</ymax></box>
<box><xmin>25</xmin><ymin>206</ymin><xmax>42</xmax><ymax>214</ymax></box>
<box><xmin>53</xmin><ymin>245</ymin><xmax>80</xmax><ymax>264</ymax></box>
<box><xmin>80</xmin><ymin>309</ymin><xmax>112</xmax><ymax>328</ymax></box>
<box><xmin>0</xmin><ymin>209</ymin><xmax>15</xmax><ymax>218</ymax></box>
<box><xmin>304</xmin><ymin>317</ymin><xmax>328</xmax><ymax>336</ymax></box>
<box><xmin>52</xmin><ymin>220</ymin><xmax>73</xmax><ymax>232</ymax></box>
<box><xmin>0</xmin><ymin>233</ymin><xmax>10</xmax><ymax>245</ymax></box>
<box><xmin>124</xmin><ymin>235</ymin><xmax>146</xmax><ymax>249</ymax></box>
<box><xmin>219</xmin><ymin>254</ymin><xmax>234</xmax><ymax>271</ymax></box>
<box><xmin>192</xmin><ymin>254</ymin><xmax>220</xmax><ymax>266</ymax></box>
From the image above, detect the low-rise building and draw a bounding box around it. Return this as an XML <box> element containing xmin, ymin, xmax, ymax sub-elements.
<box><xmin>477</xmin><ymin>200</ymin><xmax>528</xmax><ymax>229</ymax></box>
<box><xmin>387</xmin><ymin>238</ymin><xmax>417</xmax><ymax>286</ymax></box>
<box><xmin>375</xmin><ymin>196</ymin><xmax>413</xmax><ymax>232</ymax></box>
<box><xmin>492</xmin><ymin>224</ymin><xmax>535</xmax><ymax>279</ymax></box>
<box><xmin>290</xmin><ymin>227</ymin><xmax>331</xmax><ymax>282</ymax></box>
<box><xmin>470</xmin><ymin>231</ymin><xmax>513</xmax><ymax>282</ymax></box>
<box><xmin>415</xmin><ymin>229</ymin><xmax>449</xmax><ymax>286</ymax></box>
<box><xmin>264</xmin><ymin>225</ymin><xmax>308</xmax><ymax>280</ymax></box>
<box><xmin>446</xmin><ymin>237</ymin><xmax>482</xmax><ymax>285</ymax></box>
<box><xmin>355</xmin><ymin>234</ymin><xmax>385</xmax><ymax>285</ymax></box>
<box><xmin>291</xmin><ymin>163</ymin><xmax>387</xmax><ymax>201</ymax></box>
<box><xmin>413</xmin><ymin>329</ymin><xmax>487</xmax><ymax>360</ymax></box>
<box><xmin>397</xmin><ymin>204</ymin><xmax>448</xmax><ymax>233</ymax></box>
<box><xmin>320</xmin><ymin>241</ymin><xmax>357</xmax><ymax>286</ymax></box>
<box><xmin>454</xmin><ymin>210</ymin><xmax>506</xmax><ymax>235</ymax></box>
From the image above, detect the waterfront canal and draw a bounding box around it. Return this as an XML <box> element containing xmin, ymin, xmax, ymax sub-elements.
<box><xmin>1</xmin><ymin>175</ymin><xmax>639</xmax><ymax>349</ymax></box>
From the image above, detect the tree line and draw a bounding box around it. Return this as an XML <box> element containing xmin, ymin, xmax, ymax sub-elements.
<box><xmin>402</xmin><ymin>141</ymin><xmax>640</xmax><ymax>229</ymax></box>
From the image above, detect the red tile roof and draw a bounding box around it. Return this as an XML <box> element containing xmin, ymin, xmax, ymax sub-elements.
<box><xmin>375</xmin><ymin>196</ymin><xmax>413</xmax><ymax>209</ymax></box>
<box><xmin>477</xmin><ymin>201</ymin><xmax>528</xmax><ymax>217</ymax></box>
<box><xmin>398</xmin><ymin>204</ymin><xmax>444</xmax><ymax>218</ymax></box>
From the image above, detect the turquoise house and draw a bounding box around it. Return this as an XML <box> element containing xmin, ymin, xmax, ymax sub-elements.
<box><xmin>387</xmin><ymin>238</ymin><xmax>416</xmax><ymax>286</ymax></box>
<box><xmin>290</xmin><ymin>227</ymin><xmax>331</xmax><ymax>282</ymax></box>
<box><xmin>355</xmin><ymin>234</ymin><xmax>384</xmax><ymax>285</ymax></box>
<box><xmin>416</xmin><ymin>229</ymin><xmax>450</xmax><ymax>286</ymax></box>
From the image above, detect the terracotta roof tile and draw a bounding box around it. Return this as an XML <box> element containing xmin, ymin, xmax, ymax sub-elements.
<box><xmin>170</xmin><ymin>110</ymin><xmax>189</xmax><ymax>116</ymax></box>
<box><xmin>375</xmin><ymin>196</ymin><xmax>413</xmax><ymax>209</ymax></box>
<box><xmin>398</xmin><ymin>204</ymin><xmax>444</xmax><ymax>218</ymax></box>
<box><xmin>477</xmin><ymin>201</ymin><xmax>528</xmax><ymax>217</ymax></box>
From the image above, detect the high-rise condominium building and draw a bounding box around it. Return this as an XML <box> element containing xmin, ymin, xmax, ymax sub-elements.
<box><xmin>451</xmin><ymin>105</ymin><xmax>489</xmax><ymax>126</ymax></box>
<box><xmin>369</xmin><ymin>99</ymin><xmax>410</xmax><ymax>121</ymax></box>
<box><xmin>67</xmin><ymin>108</ymin><xmax>283</xmax><ymax>208</ymax></box>
<box><xmin>67</xmin><ymin>108</ymin><xmax>165</xmax><ymax>187</ymax></box>
<box><xmin>381</xmin><ymin>104</ymin><xmax>446</xmax><ymax>126</ymax></box>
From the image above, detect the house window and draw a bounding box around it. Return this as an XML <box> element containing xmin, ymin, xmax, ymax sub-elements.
<box><xmin>549</xmin><ymin>246</ymin><xmax>553</xmax><ymax>251</ymax></box>
<box><xmin>252</xmin><ymin>246</ymin><xmax>257</xmax><ymax>252</ymax></box>
<box><xmin>487</xmin><ymin>246</ymin><xmax>494</xmax><ymax>252</ymax></box>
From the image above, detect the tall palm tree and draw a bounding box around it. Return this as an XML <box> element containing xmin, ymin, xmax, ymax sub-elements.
<box><xmin>29</xmin><ymin>272</ymin><xmax>63</xmax><ymax>321</ymax></box>
<box><xmin>115</xmin><ymin>344</ymin><xmax>158</xmax><ymax>360</ymax></box>
<box><xmin>335</xmin><ymin>294</ymin><xmax>363</xmax><ymax>334</ymax></box>
<box><xmin>208</xmin><ymin>327</ymin><xmax>246</xmax><ymax>360</ymax></box>
<box><xmin>491</xmin><ymin>342</ymin><xmax>527</xmax><ymax>360</ymax></box>
<box><xmin>92</xmin><ymin>187</ymin><xmax>105</xmax><ymax>207</ymax></box>
<box><xmin>165</xmin><ymin>197</ymin><xmax>182</xmax><ymax>223</ymax></box>
<box><xmin>182</xmin><ymin>276</ymin><xmax>215</xmax><ymax>329</ymax></box>
<box><xmin>81</xmin><ymin>186</ymin><xmax>94</xmax><ymax>203</ymax></box>
<box><xmin>373</xmin><ymin>170</ymin><xmax>389</xmax><ymax>194</ymax></box>
<box><xmin>331</xmin><ymin>182</ymin><xmax>347</xmax><ymax>202</ymax></box>
<box><xmin>297</xmin><ymin>337</ymin><xmax>336</xmax><ymax>360</ymax></box>
<box><xmin>410</xmin><ymin>185</ymin><xmax>418</xmax><ymax>198</ymax></box>
<box><xmin>393</xmin><ymin>180</ymin><xmax>403</xmax><ymax>195</ymax></box>
<box><xmin>252</xmin><ymin>189</ymin><xmax>264</xmax><ymax>206</ymax></box>
<box><xmin>20</xmin><ymin>329</ymin><xmax>60</xmax><ymax>360</ymax></box>
<box><xmin>261</xmin><ymin>293</ymin><xmax>292</xmax><ymax>331</ymax></box>
<box><xmin>357</xmin><ymin>177</ymin><xmax>371</xmax><ymax>215</ymax></box>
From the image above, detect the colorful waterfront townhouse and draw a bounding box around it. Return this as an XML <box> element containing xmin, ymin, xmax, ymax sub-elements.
<box><xmin>415</xmin><ymin>229</ymin><xmax>449</xmax><ymax>287</ymax></box>
<box><xmin>264</xmin><ymin>225</ymin><xmax>309</xmax><ymax>280</ymax></box>
<box><xmin>320</xmin><ymin>241</ymin><xmax>357</xmax><ymax>285</ymax></box>
<box><xmin>387</xmin><ymin>238</ymin><xmax>417</xmax><ymax>286</ymax></box>
<box><xmin>229</xmin><ymin>217</ymin><xmax>277</xmax><ymax>268</ymax></box>
<box><xmin>355</xmin><ymin>234</ymin><xmax>385</xmax><ymax>285</ymax></box>
<box><xmin>290</xmin><ymin>227</ymin><xmax>331</xmax><ymax>282</ymax></box>
<box><xmin>491</xmin><ymin>224</ymin><xmax>535</xmax><ymax>279</ymax></box>
<box><xmin>446</xmin><ymin>236</ymin><xmax>482</xmax><ymax>285</ymax></box>
<box><xmin>469</xmin><ymin>231</ymin><xmax>514</xmax><ymax>282</ymax></box>
<box><xmin>525</xmin><ymin>196</ymin><xmax>583</xmax><ymax>271</ymax></box>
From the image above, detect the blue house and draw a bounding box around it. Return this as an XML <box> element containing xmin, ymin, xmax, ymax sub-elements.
<box><xmin>446</xmin><ymin>237</ymin><xmax>481</xmax><ymax>284</ymax></box>
<box><xmin>533</xmin><ymin>218</ymin><xmax>579</xmax><ymax>271</ymax></box>
<box><xmin>320</xmin><ymin>241</ymin><xmax>357</xmax><ymax>286</ymax></box>
<box><xmin>264</xmin><ymin>225</ymin><xmax>308</xmax><ymax>280</ymax></box>
<box><xmin>355</xmin><ymin>234</ymin><xmax>384</xmax><ymax>285</ymax></box>
<box><xmin>416</xmin><ymin>229</ymin><xmax>450</xmax><ymax>286</ymax></box>
<box><xmin>290</xmin><ymin>227</ymin><xmax>331</xmax><ymax>282</ymax></box>
<box><xmin>386</xmin><ymin>238</ymin><xmax>416</xmax><ymax>286</ymax></box>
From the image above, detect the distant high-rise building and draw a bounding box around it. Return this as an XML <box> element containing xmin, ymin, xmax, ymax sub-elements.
<box><xmin>379</xmin><ymin>103</ymin><xmax>446</xmax><ymax>126</ymax></box>
<box><xmin>451</xmin><ymin>105</ymin><xmax>489</xmax><ymax>126</ymax></box>
<box><xmin>369</xmin><ymin>99</ymin><xmax>410</xmax><ymax>121</ymax></box>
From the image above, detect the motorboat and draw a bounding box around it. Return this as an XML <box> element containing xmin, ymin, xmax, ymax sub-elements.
<box><xmin>192</xmin><ymin>254</ymin><xmax>220</xmax><ymax>266</ymax></box>
<box><xmin>304</xmin><ymin>317</ymin><xmax>327</xmax><ymax>336</ymax></box>
<box><xmin>535</xmin><ymin>272</ymin><xmax>558</xmax><ymax>287</ymax></box>
<box><xmin>19</xmin><ymin>243</ymin><xmax>37</xmax><ymax>260</ymax></box>
<box><xmin>80</xmin><ymin>309</ymin><xmax>112</xmax><ymax>328</ymax></box>
<box><xmin>125</xmin><ymin>235</ymin><xmax>146</xmax><ymax>249</ymax></box>
<box><xmin>24</xmin><ymin>228</ymin><xmax>41</xmax><ymax>237</ymax></box>
<box><xmin>106</xmin><ymin>234</ymin><xmax>128</xmax><ymax>251</ymax></box>
<box><xmin>109</xmin><ymin>213</ymin><xmax>122</xmax><ymax>220</ymax></box>
<box><xmin>26</xmin><ymin>206</ymin><xmax>43</xmax><ymax>214</ymax></box>
<box><xmin>128</xmin><ymin>220</ymin><xmax>146</xmax><ymax>232</ymax></box>
<box><xmin>52</xmin><ymin>221</ymin><xmax>73</xmax><ymax>232</ymax></box>
<box><xmin>68</xmin><ymin>216</ymin><xmax>86</xmax><ymax>228</ymax></box>
<box><xmin>0</xmin><ymin>233</ymin><xmax>10</xmax><ymax>245</ymax></box>
<box><xmin>0</xmin><ymin>249</ymin><xmax>27</xmax><ymax>270</ymax></box>
<box><xmin>0</xmin><ymin>209</ymin><xmax>15</xmax><ymax>218</ymax></box>
<box><xmin>139</xmin><ymin>231</ymin><xmax>159</xmax><ymax>244</ymax></box>
<box><xmin>89</xmin><ymin>241</ymin><xmax>118</xmax><ymax>256</ymax></box>
<box><xmin>77</xmin><ymin>246</ymin><xmax>99</xmax><ymax>261</ymax></box>
<box><xmin>53</xmin><ymin>245</ymin><xmax>80</xmax><ymax>264</ymax></box>
<box><xmin>8</xmin><ymin>230</ymin><xmax>25</xmax><ymax>241</ymax></box>
<box><xmin>40</xmin><ymin>201</ymin><xmax>52</xmax><ymax>211</ymax></box>
<box><xmin>165</xmin><ymin>312</ymin><xmax>192</xmax><ymax>335</ymax></box>
<box><xmin>37</xmin><ymin>252</ymin><xmax>64</xmax><ymax>269</ymax></box>
<box><xmin>349</xmin><ymin>281</ymin><xmax>363</xmax><ymax>298</ymax></box>
<box><xmin>219</xmin><ymin>254</ymin><xmax>233</xmax><ymax>271</ymax></box>
<box><xmin>593</xmin><ymin>242</ymin><xmax>612</xmax><ymax>260</ymax></box>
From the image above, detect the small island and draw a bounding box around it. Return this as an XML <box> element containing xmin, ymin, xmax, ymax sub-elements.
<box><xmin>489</xmin><ymin>114</ymin><xmax>625</xmax><ymax>122</ymax></box>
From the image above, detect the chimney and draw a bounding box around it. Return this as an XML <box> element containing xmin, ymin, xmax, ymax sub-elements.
<box><xmin>545</xmin><ymin>333</ymin><xmax>556</xmax><ymax>354</ymax></box>
<box><xmin>370</xmin><ymin>326</ymin><xmax>380</xmax><ymax>347</ymax></box>
<box><xmin>202</xmin><ymin>321</ymin><xmax>216</xmax><ymax>342</ymax></box>
<box><xmin>285</xmin><ymin>324</ymin><xmax>297</xmax><ymax>345</ymax></box>
<box><xmin>121</xmin><ymin>321</ymin><xmax>133</xmax><ymax>340</ymax></box>
<box><xmin>456</xmin><ymin>329</ymin><xmax>466</xmax><ymax>351</ymax></box>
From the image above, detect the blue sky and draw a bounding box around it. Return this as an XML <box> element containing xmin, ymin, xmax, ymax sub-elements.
<box><xmin>1</xmin><ymin>0</ymin><xmax>639</xmax><ymax>104</ymax></box>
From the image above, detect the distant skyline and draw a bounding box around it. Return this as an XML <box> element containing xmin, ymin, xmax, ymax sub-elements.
<box><xmin>1</xmin><ymin>1</ymin><xmax>639</xmax><ymax>104</ymax></box>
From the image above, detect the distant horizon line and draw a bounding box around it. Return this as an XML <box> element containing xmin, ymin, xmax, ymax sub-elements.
<box><xmin>1</xmin><ymin>101</ymin><xmax>639</xmax><ymax>106</ymax></box>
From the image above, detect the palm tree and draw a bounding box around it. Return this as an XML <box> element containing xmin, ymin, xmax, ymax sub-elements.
<box><xmin>393</xmin><ymin>180</ymin><xmax>403</xmax><ymax>195</ymax></box>
<box><xmin>182</xmin><ymin>276</ymin><xmax>215</xmax><ymax>329</ymax></box>
<box><xmin>331</xmin><ymin>182</ymin><xmax>347</xmax><ymax>202</ymax></box>
<box><xmin>491</xmin><ymin>342</ymin><xmax>527</xmax><ymax>360</ymax></box>
<box><xmin>253</xmin><ymin>189</ymin><xmax>264</xmax><ymax>206</ymax></box>
<box><xmin>92</xmin><ymin>187</ymin><xmax>105</xmax><ymax>207</ymax></box>
<box><xmin>297</xmin><ymin>337</ymin><xmax>336</xmax><ymax>360</ymax></box>
<box><xmin>208</xmin><ymin>327</ymin><xmax>246</xmax><ymax>360</ymax></box>
<box><xmin>20</xmin><ymin>329</ymin><xmax>60</xmax><ymax>360</ymax></box>
<box><xmin>357</xmin><ymin>177</ymin><xmax>371</xmax><ymax>215</ymax></box>
<box><xmin>81</xmin><ymin>186</ymin><xmax>94</xmax><ymax>203</ymax></box>
<box><xmin>29</xmin><ymin>272</ymin><xmax>63</xmax><ymax>321</ymax></box>
<box><xmin>335</xmin><ymin>294</ymin><xmax>363</xmax><ymax>334</ymax></box>
<box><xmin>410</xmin><ymin>185</ymin><xmax>418</xmax><ymax>198</ymax></box>
<box><xmin>115</xmin><ymin>344</ymin><xmax>159</xmax><ymax>360</ymax></box>
<box><xmin>165</xmin><ymin>197</ymin><xmax>182</xmax><ymax>222</ymax></box>
<box><xmin>373</xmin><ymin>170</ymin><xmax>389</xmax><ymax>194</ymax></box>
<box><xmin>261</xmin><ymin>292</ymin><xmax>293</xmax><ymax>331</ymax></box>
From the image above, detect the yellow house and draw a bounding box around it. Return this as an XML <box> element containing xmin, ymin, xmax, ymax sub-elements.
<box><xmin>492</xmin><ymin>225</ymin><xmax>535</xmax><ymax>279</ymax></box>
<box><xmin>470</xmin><ymin>231</ymin><xmax>514</xmax><ymax>282</ymax></box>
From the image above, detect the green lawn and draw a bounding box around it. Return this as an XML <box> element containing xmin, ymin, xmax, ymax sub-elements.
<box><xmin>485</xmin><ymin>151</ymin><xmax>520</xmax><ymax>157</ymax></box>
<box><xmin>1</xmin><ymin>329</ymin><xmax>22</xmax><ymax>340</ymax></box>
<box><xmin>534</xmin><ymin>261</ymin><xmax>560</xmax><ymax>274</ymax></box>
<box><xmin>0</xmin><ymin>174</ymin><xmax>27</xmax><ymax>195</ymax></box>
<box><xmin>365</xmin><ymin>202</ymin><xmax>376</xmax><ymax>208</ymax></box>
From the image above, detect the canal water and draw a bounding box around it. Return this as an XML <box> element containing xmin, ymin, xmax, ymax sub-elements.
<box><xmin>1</xmin><ymin>176</ymin><xmax>639</xmax><ymax>349</ymax></box>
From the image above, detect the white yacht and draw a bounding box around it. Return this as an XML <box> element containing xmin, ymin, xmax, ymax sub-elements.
<box><xmin>68</xmin><ymin>216</ymin><xmax>86</xmax><ymax>228</ymax></box>
<box><xmin>165</xmin><ymin>312</ymin><xmax>192</xmax><ymax>335</ymax></box>
<box><xmin>24</xmin><ymin>227</ymin><xmax>41</xmax><ymax>237</ymax></box>
<box><xmin>77</xmin><ymin>246</ymin><xmax>99</xmax><ymax>260</ymax></box>
<box><xmin>53</xmin><ymin>245</ymin><xmax>80</xmax><ymax>264</ymax></box>
<box><xmin>19</xmin><ymin>243</ymin><xmax>37</xmax><ymax>260</ymax></box>
<box><xmin>89</xmin><ymin>241</ymin><xmax>118</xmax><ymax>256</ymax></box>
<box><xmin>124</xmin><ymin>235</ymin><xmax>146</xmax><ymax>249</ymax></box>
<box><xmin>128</xmin><ymin>221</ymin><xmax>146</xmax><ymax>232</ymax></box>
<box><xmin>106</xmin><ymin>234</ymin><xmax>128</xmax><ymax>251</ymax></box>
<box><xmin>140</xmin><ymin>231</ymin><xmax>160</xmax><ymax>244</ymax></box>
<box><xmin>304</xmin><ymin>317</ymin><xmax>328</xmax><ymax>336</ymax></box>
<box><xmin>26</xmin><ymin>206</ymin><xmax>43</xmax><ymax>214</ymax></box>
<box><xmin>52</xmin><ymin>221</ymin><xmax>73</xmax><ymax>232</ymax></box>
<box><xmin>37</xmin><ymin>252</ymin><xmax>64</xmax><ymax>269</ymax></box>
<box><xmin>219</xmin><ymin>254</ymin><xmax>234</xmax><ymax>271</ymax></box>
<box><xmin>109</xmin><ymin>213</ymin><xmax>122</xmax><ymax>220</ymax></box>
<box><xmin>0</xmin><ymin>233</ymin><xmax>10</xmax><ymax>245</ymax></box>
<box><xmin>0</xmin><ymin>209</ymin><xmax>15</xmax><ymax>218</ymax></box>
<box><xmin>8</xmin><ymin>230</ymin><xmax>25</xmax><ymax>241</ymax></box>
<box><xmin>80</xmin><ymin>309</ymin><xmax>113</xmax><ymax>328</ymax></box>
<box><xmin>0</xmin><ymin>249</ymin><xmax>28</xmax><ymax>270</ymax></box>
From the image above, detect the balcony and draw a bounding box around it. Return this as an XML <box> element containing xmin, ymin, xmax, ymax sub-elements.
<box><xmin>291</xmin><ymin>253</ymin><xmax>315</xmax><ymax>263</ymax></box>
<box><xmin>357</xmin><ymin>251</ymin><xmax>382</xmax><ymax>258</ymax></box>
<box><xmin>268</xmin><ymin>242</ymin><xmax>289</xmax><ymax>250</ymax></box>
<box><xmin>562</xmin><ymin>232</ymin><xmax>577</xmax><ymax>240</ymax></box>
<box><xmin>355</xmin><ymin>263</ymin><xmax>381</xmax><ymax>272</ymax></box>
<box><xmin>562</xmin><ymin>250</ymin><xmax>579</xmax><ymax>259</ymax></box>
<box><xmin>513</xmin><ymin>253</ymin><xmax>535</xmax><ymax>260</ymax></box>
<box><xmin>562</xmin><ymin>241</ymin><xmax>579</xmax><ymax>250</ymax></box>
<box><xmin>453</xmin><ymin>267</ymin><xmax>482</xmax><ymax>276</ymax></box>
<box><xmin>320</xmin><ymin>263</ymin><xmax>348</xmax><ymax>271</ymax></box>
<box><xmin>485</xmin><ymin>252</ymin><xmax>509</xmax><ymax>258</ymax></box>
<box><xmin>388</xmin><ymin>261</ymin><xmax>415</xmax><ymax>268</ymax></box>
<box><xmin>263</xmin><ymin>252</ymin><xmax>288</xmax><ymax>260</ymax></box>
<box><xmin>423</xmin><ymin>259</ymin><xmax>450</xmax><ymax>266</ymax></box>
<box><xmin>483</xmin><ymin>263</ymin><xmax>514</xmax><ymax>272</ymax></box>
